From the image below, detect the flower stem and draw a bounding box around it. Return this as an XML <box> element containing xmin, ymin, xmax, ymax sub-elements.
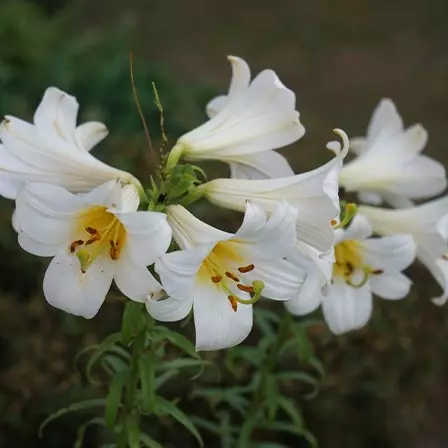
<box><xmin>237</xmin><ymin>311</ymin><xmax>293</xmax><ymax>447</ymax></box>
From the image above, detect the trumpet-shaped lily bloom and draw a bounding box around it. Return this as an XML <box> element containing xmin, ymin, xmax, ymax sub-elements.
<box><xmin>168</xmin><ymin>56</ymin><xmax>304</xmax><ymax>169</ymax></box>
<box><xmin>340</xmin><ymin>99</ymin><xmax>446</xmax><ymax>208</ymax></box>
<box><xmin>359</xmin><ymin>197</ymin><xmax>448</xmax><ymax>305</ymax></box>
<box><xmin>14</xmin><ymin>180</ymin><xmax>172</xmax><ymax>318</ymax></box>
<box><xmin>286</xmin><ymin>214</ymin><xmax>416</xmax><ymax>334</ymax></box>
<box><xmin>204</xmin><ymin>56</ymin><xmax>297</xmax><ymax>179</ymax></box>
<box><xmin>197</xmin><ymin>130</ymin><xmax>349</xmax><ymax>252</ymax></box>
<box><xmin>0</xmin><ymin>87</ymin><xmax>141</xmax><ymax>199</ymax></box>
<box><xmin>148</xmin><ymin>202</ymin><xmax>306</xmax><ymax>351</ymax></box>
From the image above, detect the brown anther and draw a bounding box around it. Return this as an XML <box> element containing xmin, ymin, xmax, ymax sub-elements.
<box><xmin>70</xmin><ymin>240</ymin><xmax>84</xmax><ymax>253</ymax></box>
<box><xmin>238</xmin><ymin>264</ymin><xmax>255</xmax><ymax>273</ymax></box>
<box><xmin>237</xmin><ymin>284</ymin><xmax>255</xmax><ymax>294</ymax></box>
<box><xmin>228</xmin><ymin>295</ymin><xmax>238</xmax><ymax>312</ymax></box>
<box><xmin>85</xmin><ymin>234</ymin><xmax>100</xmax><ymax>245</ymax></box>
<box><xmin>225</xmin><ymin>271</ymin><xmax>240</xmax><ymax>282</ymax></box>
<box><xmin>211</xmin><ymin>275</ymin><xmax>222</xmax><ymax>283</ymax></box>
<box><xmin>109</xmin><ymin>240</ymin><xmax>118</xmax><ymax>260</ymax></box>
<box><xmin>85</xmin><ymin>226</ymin><xmax>98</xmax><ymax>235</ymax></box>
<box><xmin>443</xmin><ymin>254</ymin><xmax>448</xmax><ymax>261</ymax></box>
<box><xmin>344</xmin><ymin>262</ymin><xmax>354</xmax><ymax>276</ymax></box>
<box><xmin>331</xmin><ymin>219</ymin><xmax>338</xmax><ymax>226</ymax></box>
<box><xmin>372</xmin><ymin>269</ymin><xmax>384</xmax><ymax>275</ymax></box>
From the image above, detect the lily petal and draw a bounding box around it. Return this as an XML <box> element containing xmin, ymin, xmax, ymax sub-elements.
<box><xmin>369</xmin><ymin>272</ymin><xmax>411</xmax><ymax>299</ymax></box>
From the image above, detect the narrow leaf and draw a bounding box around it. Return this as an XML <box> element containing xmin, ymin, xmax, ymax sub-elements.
<box><xmin>74</xmin><ymin>417</ymin><xmax>105</xmax><ymax>448</ymax></box>
<box><xmin>155</xmin><ymin>396</ymin><xmax>203</xmax><ymax>447</ymax></box>
<box><xmin>105</xmin><ymin>371</ymin><xmax>128</xmax><ymax>428</ymax></box>
<box><xmin>140</xmin><ymin>434</ymin><xmax>164</xmax><ymax>448</ymax></box>
<box><xmin>39</xmin><ymin>399</ymin><xmax>106</xmax><ymax>437</ymax></box>
<box><xmin>121</xmin><ymin>301</ymin><xmax>145</xmax><ymax>344</ymax></box>
<box><xmin>139</xmin><ymin>353</ymin><xmax>156</xmax><ymax>413</ymax></box>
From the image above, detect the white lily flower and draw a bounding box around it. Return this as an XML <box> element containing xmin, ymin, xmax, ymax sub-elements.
<box><xmin>286</xmin><ymin>214</ymin><xmax>416</xmax><ymax>334</ymax></box>
<box><xmin>359</xmin><ymin>197</ymin><xmax>448</xmax><ymax>305</ymax></box>
<box><xmin>167</xmin><ymin>56</ymin><xmax>304</xmax><ymax>169</ymax></box>
<box><xmin>197</xmin><ymin>130</ymin><xmax>349</xmax><ymax>252</ymax></box>
<box><xmin>148</xmin><ymin>202</ymin><xmax>306</xmax><ymax>351</ymax></box>
<box><xmin>14</xmin><ymin>180</ymin><xmax>172</xmax><ymax>318</ymax></box>
<box><xmin>204</xmin><ymin>56</ymin><xmax>298</xmax><ymax>179</ymax></box>
<box><xmin>340</xmin><ymin>99</ymin><xmax>446</xmax><ymax>208</ymax></box>
<box><xmin>0</xmin><ymin>87</ymin><xmax>141</xmax><ymax>199</ymax></box>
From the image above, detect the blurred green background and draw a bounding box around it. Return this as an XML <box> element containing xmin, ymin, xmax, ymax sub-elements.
<box><xmin>1</xmin><ymin>0</ymin><xmax>448</xmax><ymax>447</ymax></box>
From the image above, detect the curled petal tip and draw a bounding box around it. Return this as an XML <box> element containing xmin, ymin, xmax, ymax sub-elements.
<box><xmin>327</xmin><ymin>128</ymin><xmax>349</xmax><ymax>158</ymax></box>
<box><xmin>431</xmin><ymin>296</ymin><xmax>448</xmax><ymax>306</ymax></box>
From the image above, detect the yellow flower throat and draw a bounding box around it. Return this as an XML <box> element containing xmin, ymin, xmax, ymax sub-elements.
<box><xmin>333</xmin><ymin>240</ymin><xmax>382</xmax><ymax>287</ymax></box>
<box><xmin>198</xmin><ymin>241</ymin><xmax>264</xmax><ymax>312</ymax></box>
<box><xmin>70</xmin><ymin>206</ymin><xmax>126</xmax><ymax>273</ymax></box>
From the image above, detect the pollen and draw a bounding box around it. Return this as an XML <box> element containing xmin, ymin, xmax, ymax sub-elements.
<box><xmin>225</xmin><ymin>271</ymin><xmax>240</xmax><ymax>282</ymax></box>
<box><xmin>237</xmin><ymin>284</ymin><xmax>254</xmax><ymax>294</ymax></box>
<box><xmin>238</xmin><ymin>264</ymin><xmax>255</xmax><ymax>273</ymax></box>
<box><xmin>211</xmin><ymin>275</ymin><xmax>222</xmax><ymax>283</ymax></box>
<box><xmin>228</xmin><ymin>295</ymin><xmax>238</xmax><ymax>312</ymax></box>
<box><xmin>70</xmin><ymin>239</ymin><xmax>84</xmax><ymax>253</ymax></box>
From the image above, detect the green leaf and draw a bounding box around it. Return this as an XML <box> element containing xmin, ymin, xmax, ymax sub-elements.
<box><xmin>155</xmin><ymin>369</ymin><xmax>179</xmax><ymax>390</ymax></box>
<box><xmin>155</xmin><ymin>396</ymin><xmax>203</xmax><ymax>447</ymax></box>
<box><xmin>155</xmin><ymin>326</ymin><xmax>198</xmax><ymax>359</ymax></box>
<box><xmin>121</xmin><ymin>301</ymin><xmax>145</xmax><ymax>345</ymax></box>
<box><xmin>105</xmin><ymin>370</ymin><xmax>128</xmax><ymax>428</ymax></box>
<box><xmin>86</xmin><ymin>333</ymin><xmax>122</xmax><ymax>384</ymax></box>
<box><xmin>277</xmin><ymin>397</ymin><xmax>304</xmax><ymax>429</ymax></box>
<box><xmin>291</xmin><ymin>324</ymin><xmax>312</xmax><ymax>362</ymax></box>
<box><xmin>39</xmin><ymin>399</ymin><xmax>106</xmax><ymax>437</ymax></box>
<box><xmin>74</xmin><ymin>417</ymin><xmax>105</xmax><ymax>448</ymax></box>
<box><xmin>126</xmin><ymin>415</ymin><xmax>141</xmax><ymax>448</ymax></box>
<box><xmin>140</xmin><ymin>434</ymin><xmax>164</xmax><ymax>448</ymax></box>
<box><xmin>101</xmin><ymin>353</ymin><xmax>129</xmax><ymax>376</ymax></box>
<box><xmin>265</xmin><ymin>376</ymin><xmax>279</xmax><ymax>421</ymax></box>
<box><xmin>157</xmin><ymin>358</ymin><xmax>214</xmax><ymax>379</ymax></box>
<box><xmin>139</xmin><ymin>353</ymin><xmax>155</xmax><ymax>413</ymax></box>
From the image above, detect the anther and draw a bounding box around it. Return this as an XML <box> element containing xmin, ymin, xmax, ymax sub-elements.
<box><xmin>237</xmin><ymin>284</ymin><xmax>255</xmax><ymax>294</ymax></box>
<box><xmin>85</xmin><ymin>234</ymin><xmax>100</xmax><ymax>245</ymax></box>
<box><xmin>110</xmin><ymin>240</ymin><xmax>118</xmax><ymax>260</ymax></box>
<box><xmin>238</xmin><ymin>264</ymin><xmax>255</xmax><ymax>273</ymax></box>
<box><xmin>70</xmin><ymin>240</ymin><xmax>84</xmax><ymax>253</ymax></box>
<box><xmin>331</xmin><ymin>219</ymin><xmax>338</xmax><ymax>226</ymax></box>
<box><xmin>228</xmin><ymin>295</ymin><xmax>238</xmax><ymax>312</ymax></box>
<box><xmin>371</xmin><ymin>269</ymin><xmax>384</xmax><ymax>275</ymax></box>
<box><xmin>85</xmin><ymin>226</ymin><xmax>98</xmax><ymax>235</ymax></box>
<box><xmin>211</xmin><ymin>275</ymin><xmax>222</xmax><ymax>283</ymax></box>
<box><xmin>225</xmin><ymin>271</ymin><xmax>240</xmax><ymax>282</ymax></box>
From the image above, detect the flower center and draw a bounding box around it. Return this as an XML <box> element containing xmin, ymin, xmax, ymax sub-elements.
<box><xmin>198</xmin><ymin>241</ymin><xmax>264</xmax><ymax>312</ymax></box>
<box><xmin>69</xmin><ymin>206</ymin><xmax>126</xmax><ymax>273</ymax></box>
<box><xmin>333</xmin><ymin>240</ymin><xmax>382</xmax><ymax>287</ymax></box>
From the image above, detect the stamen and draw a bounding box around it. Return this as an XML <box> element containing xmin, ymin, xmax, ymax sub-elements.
<box><xmin>371</xmin><ymin>269</ymin><xmax>384</xmax><ymax>275</ymax></box>
<box><xmin>331</xmin><ymin>219</ymin><xmax>338</xmax><ymax>226</ymax></box>
<box><xmin>85</xmin><ymin>226</ymin><xmax>99</xmax><ymax>235</ymax></box>
<box><xmin>334</xmin><ymin>203</ymin><xmax>357</xmax><ymax>229</ymax></box>
<box><xmin>211</xmin><ymin>275</ymin><xmax>222</xmax><ymax>283</ymax></box>
<box><xmin>232</xmin><ymin>280</ymin><xmax>265</xmax><ymax>305</ymax></box>
<box><xmin>238</xmin><ymin>264</ymin><xmax>255</xmax><ymax>273</ymax></box>
<box><xmin>237</xmin><ymin>284</ymin><xmax>255</xmax><ymax>294</ymax></box>
<box><xmin>85</xmin><ymin>234</ymin><xmax>101</xmax><ymax>245</ymax></box>
<box><xmin>110</xmin><ymin>240</ymin><xmax>118</xmax><ymax>260</ymax></box>
<box><xmin>228</xmin><ymin>295</ymin><xmax>238</xmax><ymax>312</ymax></box>
<box><xmin>70</xmin><ymin>240</ymin><xmax>84</xmax><ymax>253</ymax></box>
<box><xmin>225</xmin><ymin>271</ymin><xmax>240</xmax><ymax>282</ymax></box>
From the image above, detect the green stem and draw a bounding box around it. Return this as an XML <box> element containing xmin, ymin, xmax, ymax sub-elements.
<box><xmin>237</xmin><ymin>311</ymin><xmax>293</xmax><ymax>448</ymax></box>
<box><xmin>118</xmin><ymin>313</ymin><xmax>148</xmax><ymax>447</ymax></box>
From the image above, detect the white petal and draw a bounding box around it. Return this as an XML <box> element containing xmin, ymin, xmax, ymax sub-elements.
<box><xmin>82</xmin><ymin>179</ymin><xmax>122</xmax><ymax>207</ymax></box>
<box><xmin>366</xmin><ymin>98</ymin><xmax>403</xmax><ymax>142</ymax></box>
<box><xmin>340</xmin><ymin>214</ymin><xmax>373</xmax><ymax>242</ymax></box>
<box><xmin>369</xmin><ymin>273</ymin><xmax>411</xmax><ymax>299</ymax></box>
<box><xmin>284</xmin><ymin>272</ymin><xmax>324</xmax><ymax>316</ymax></box>
<box><xmin>155</xmin><ymin>244</ymin><xmax>213</xmax><ymax>300</ymax></box>
<box><xmin>193</xmin><ymin>281</ymin><xmax>253</xmax><ymax>351</ymax></box>
<box><xmin>232</xmin><ymin>201</ymin><xmax>298</xmax><ymax>261</ymax></box>
<box><xmin>167</xmin><ymin>205</ymin><xmax>230</xmax><ymax>249</ymax></box>
<box><xmin>357</xmin><ymin>191</ymin><xmax>383</xmax><ymax>205</ymax></box>
<box><xmin>74</xmin><ymin>122</ymin><xmax>109</xmax><ymax>151</ymax></box>
<box><xmin>322</xmin><ymin>283</ymin><xmax>373</xmax><ymax>334</ymax></box>
<box><xmin>229</xmin><ymin>151</ymin><xmax>294</xmax><ymax>180</ymax></box>
<box><xmin>18</xmin><ymin>231</ymin><xmax>61</xmax><ymax>257</ymax></box>
<box><xmin>205</xmin><ymin>56</ymin><xmax>251</xmax><ymax>118</ymax></box>
<box><xmin>114</xmin><ymin>256</ymin><xmax>163</xmax><ymax>303</ymax></box>
<box><xmin>43</xmin><ymin>251</ymin><xmax>115</xmax><ymax>318</ymax></box>
<box><xmin>247</xmin><ymin>259</ymin><xmax>306</xmax><ymax>301</ymax></box>
<box><xmin>34</xmin><ymin>87</ymin><xmax>78</xmax><ymax>140</ymax></box>
<box><xmin>361</xmin><ymin>234</ymin><xmax>416</xmax><ymax>272</ymax></box>
<box><xmin>115</xmin><ymin>211</ymin><xmax>172</xmax><ymax>266</ymax></box>
<box><xmin>15</xmin><ymin>183</ymin><xmax>85</xmax><ymax>245</ymax></box>
<box><xmin>146</xmin><ymin>295</ymin><xmax>193</xmax><ymax>322</ymax></box>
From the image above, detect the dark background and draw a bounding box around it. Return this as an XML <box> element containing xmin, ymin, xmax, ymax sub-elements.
<box><xmin>0</xmin><ymin>0</ymin><xmax>448</xmax><ymax>446</ymax></box>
